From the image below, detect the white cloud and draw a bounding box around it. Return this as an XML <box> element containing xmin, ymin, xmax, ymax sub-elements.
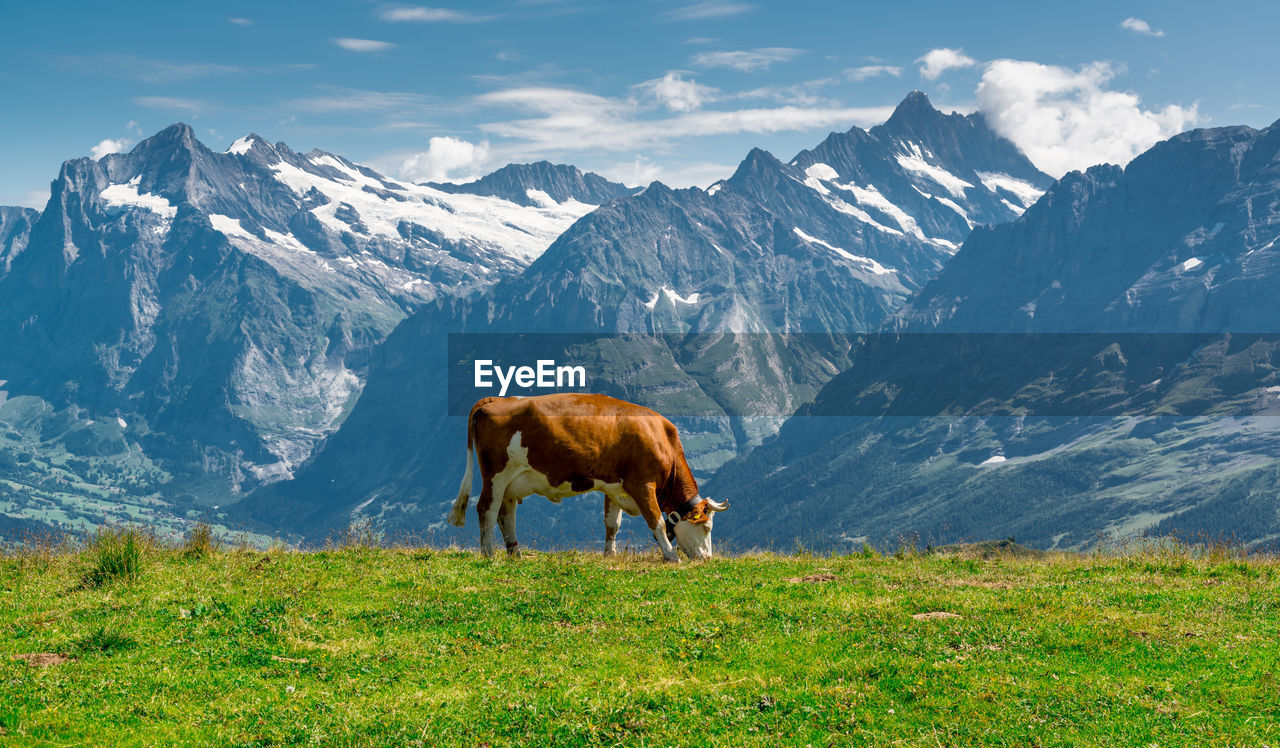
<box><xmin>636</xmin><ymin>72</ymin><xmax>717</xmax><ymax>112</ymax></box>
<box><xmin>284</xmin><ymin>86</ymin><xmax>435</xmax><ymax>115</ymax></box>
<box><xmin>1120</xmin><ymin>17</ymin><xmax>1164</xmax><ymax>37</ymax></box>
<box><xmin>846</xmin><ymin>65</ymin><xmax>903</xmax><ymax>82</ymax></box>
<box><xmin>399</xmin><ymin>136</ymin><xmax>490</xmax><ymax>182</ymax></box>
<box><xmin>664</xmin><ymin>1</ymin><xmax>754</xmax><ymax>20</ymax></box>
<box><xmin>474</xmin><ymin>85</ymin><xmax>891</xmax><ymax>155</ymax></box>
<box><xmin>91</xmin><ymin>138</ymin><xmax>132</xmax><ymax>159</ymax></box>
<box><xmin>598</xmin><ymin>156</ymin><xmax>734</xmax><ymax>188</ymax></box>
<box><xmin>378</xmin><ymin>5</ymin><xmax>494</xmax><ymax>22</ymax></box>
<box><xmin>976</xmin><ymin>59</ymin><xmax>1197</xmax><ymax>177</ymax></box>
<box><xmin>916</xmin><ymin>48</ymin><xmax>976</xmax><ymax>80</ymax></box>
<box><xmin>19</xmin><ymin>189</ymin><xmax>49</xmax><ymax>209</ymax></box>
<box><xmin>334</xmin><ymin>38</ymin><xmax>396</xmax><ymax>53</ymax></box>
<box><xmin>59</xmin><ymin>54</ymin><xmax>313</xmax><ymax>83</ymax></box>
<box><xmin>134</xmin><ymin>96</ymin><xmax>210</xmax><ymax>114</ymax></box>
<box><xmin>691</xmin><ymin>47</ymin><xmax>805</xmax><ymax>72</ymax></box>
<box><xmin>734</xmin><ymin>78</ymin><xmax>840</xmax><ymax>107</ymax></box>
<box><xmin>228</xmin><ymin>17</ymin><xmax>252</xmax><ymax>26</ymax></box>
<box><xmin>614</xmin><ymin>155</ymin><xmax>662</xmax><ymax>185</ymax></box>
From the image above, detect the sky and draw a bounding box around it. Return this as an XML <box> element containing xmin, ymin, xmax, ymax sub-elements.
<box><xmin>2</xmin><ymin>0</ymin><xmax>1278</xmax><ymax>209</ymax></box>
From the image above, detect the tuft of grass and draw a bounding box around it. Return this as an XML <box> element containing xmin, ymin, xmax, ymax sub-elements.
<box><xmin>329</xmin><ymin>517</ymin><xmax>383</xmax><ymax>552</ymax></box>
<box><xmin>78</xmin><ymin>526</ymin><xmax>146</xmax><ymax>588</ymax></box>
<box><xmin>181</xmin><ymin>522</ymin><xmax>219</xmax><ymax>558</ymax></box>
<box><xmin>74</xmin><ymin>626</ymin><xmax>137</xmax><ymax>655</ymax></box>
<box><xmin>3</xmin><ymin>529</ymin><xmax>72</xmax><ymax>576</ymax></box>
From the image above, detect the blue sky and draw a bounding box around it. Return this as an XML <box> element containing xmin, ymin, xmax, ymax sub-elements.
<box><xmin>2</xmin><ymin>0</ymin><xmax>1278</xmax><ymax>208</ymax></box>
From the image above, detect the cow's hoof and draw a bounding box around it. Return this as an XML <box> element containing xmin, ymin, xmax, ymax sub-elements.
<box><xmin>662</xmin><ymin>555</ymin><xmax>681</xmax><ymax>564</ymax></box>
<box><xmin>506</xmin><ymin>548</ymin><xmax>521</xmax><ymax>559</ymax></box>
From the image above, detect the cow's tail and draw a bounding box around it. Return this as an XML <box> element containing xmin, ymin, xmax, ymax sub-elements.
<box><xmin>450</xmin><ymin>398</ymin><xmax>496</xmax><ymax>527</ymax></box>
<box><xmin>449</xmin><ymin>436</ymin><xmax>474</xmax><ymax>527</ymax></box>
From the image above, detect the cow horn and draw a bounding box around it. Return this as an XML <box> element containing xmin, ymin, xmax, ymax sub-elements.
<box><xmin>704</xmin><ymin>498</ymin><xmax>729</xmax><ymax>512</ymax></box>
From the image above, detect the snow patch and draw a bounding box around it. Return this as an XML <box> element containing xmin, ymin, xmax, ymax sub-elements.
<box><xmin>116</xmin><ymin>417</ymin><xmax>128</xmax><ymax>429</ymax></box>
<box><xmin>99</xmin><ymin>176</ymin><xmax>177</xmax><ymax>220</ymax></box>
<box><xmin>644</xmin><ymin>287</ymin><xmax>701</xmax><ymax>309</ymax></box>
<box><xmin>208</xmin><ymin>214</ymin><xmax>254</xmax><ymax>240</ymax></box>
<box><xmin>804</xmin><ymin>162</ymin><xmax>839</xmax><ymax>182</ymax></box>
<box><xmin>309</xmin><ymin>154</ymin><xmax>386</xmax><ymax>190</ymax></box>
<box><xmin>706</xmin><ymin>182</ymin><xmax>722</xmax><ymax>195</ymax></box>
<box><xmin>1000</xmin><ymin>199</ymin><xmax>1025</xmax><ymax>215</ymax></box>
<box><xmin>802</xmin><ymin>175</ymin><xmax>831</xmax><ymax>195</ymax></box>
<box><xmin>226</xmin><ymin>136</ymin><xmax>255</xmax><ymax>155</ymax></box>
<box><xmin>824</xmin><ymin>196</ymin><xmax>903</xmax><ymax>237</ymax></box>
<box><xmin>270</xmin><ymin>160</ymin><xmax>595</xmax><ymax>263</ymax></box>
<box><xmin>524</xmin><ymin>188</ymin><xmax>559</xmax><ymax>208</ymax></box>
<box><xmin>896</xmin><ymin>142</ymin><xmax>973</xmax><ymax>198</ymax></box>
<box><xmin>793</xmin><ymin>228</ymin><xmax>894</xmax><ymax>275</ymax></box>
<box><xmin>975</xmin><ymin>172</ymin><xmax>1043</xmax><ymax>207</ymax></box>
<box><xmin>913</xmin><ymin>186</ymin><xmax>973</xmax><ymax>227</ymax></box>
<box><xmin>665</xmin><ymin>288</ymin><xmax>700</xmax><ymax>305</ymax></box>
<box><xmin>980</xmin><ymin>455</ymin><xmax>1007</xmax><ymax>465</ymax></box>
<box><xmin>840</xmin><ymin>183</ymin><xmax>925</xmax><ymax>240</ymax></box>
<box><xmin>1179</xmin><ymin>257</ymin><xmax>1203</xmax><ymax>272</ymax></box>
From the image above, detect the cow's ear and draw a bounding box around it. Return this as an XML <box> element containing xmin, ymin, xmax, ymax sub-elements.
<box><xmin>685</xmin><ymin>510</ymin><xmax>711</xmax><ymax>525</ymax></box>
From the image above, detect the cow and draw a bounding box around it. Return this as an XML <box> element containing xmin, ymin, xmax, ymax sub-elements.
<box><xmin>448</xmin><ymin>393</ymin><xmax>728</xmax><ymax>562</ymax></box>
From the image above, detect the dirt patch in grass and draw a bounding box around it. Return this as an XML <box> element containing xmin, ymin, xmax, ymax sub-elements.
<box><xmin>940</xmin><ymin>579</ymin><xmax>1016</xmax><ymax>590</ymax></box>
<box><xmin>12</xmin><ymin>653</ymin><xmax>72</xmax><ymax>667</ymax></box>
<box><xmin>786</xmin><ymin>574</ymin><xmax>838</xmax><ymax>584</ymax></box>
<box><xmin>912</xmin><ymin>611</ymin><xmax>962</xmax><ymax>620</ymax></box>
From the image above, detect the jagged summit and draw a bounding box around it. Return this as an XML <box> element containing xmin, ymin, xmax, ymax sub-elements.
<box><xmin>226</xmin><ymin>132</ymin><xmax>273</xmax><ymax>156</ymax></box>
<box><xmin>429</xmin><ymin>160</ymin><xmax>637</xmax><ymax>207</ymax></box>
<box><xmin>883</xmin><ymin>90</ymin><xmax>939</xmax><ymax>125</ymax></box>
<box><xmin>896</xmin><ymin>119</ymin><xmax>1280</xmax><ymax>334</ymax></box>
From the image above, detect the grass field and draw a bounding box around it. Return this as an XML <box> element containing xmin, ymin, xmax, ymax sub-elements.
<box><xmin>1</xmin><ymin>532</ymin><xmax>1277</xmax><ymax>746</ymax></box>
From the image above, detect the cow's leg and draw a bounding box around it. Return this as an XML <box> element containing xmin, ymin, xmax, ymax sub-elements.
<box><xmin>603</xmin><ymin>495</ymin><xmax>622</xmax><ymax>557</ymax></box>
<box><xmin>498</xmin><ymin>494</ymin><xmax>520</xmax><ymax>558</ymax></box>
<box><xmin>628</xmin><ymin>479</ymin><xmax>680</xmax><ymax>563</ymax></box>
<box><xmin>477</xmin><ymin>472</ymin><xmax>510</xmax><ymax>558</ymax></box>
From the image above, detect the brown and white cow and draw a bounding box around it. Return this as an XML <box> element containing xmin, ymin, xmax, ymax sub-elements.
<box><xmin>448</xmin><ymin>393</ymin><xmax>728</xmax><ymax>562</ymax></box>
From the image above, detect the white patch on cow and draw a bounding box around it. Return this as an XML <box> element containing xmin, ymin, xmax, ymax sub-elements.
<box><xmin>673</xmin><ymin>512</ymin><xmax>714</xmax><ymax>561</ymax></box>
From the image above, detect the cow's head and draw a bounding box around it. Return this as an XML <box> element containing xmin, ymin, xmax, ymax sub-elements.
<box><xmin>671</xmin><ymin>498</ymin><xmax>730</xmax><ymax>560</ymax></box>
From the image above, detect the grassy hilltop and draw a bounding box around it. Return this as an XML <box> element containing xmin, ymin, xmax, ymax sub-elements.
<box><xmin>1</xmin><ymin>532</ymin><xmax>1278</xmax><ymax>746</ymax></box>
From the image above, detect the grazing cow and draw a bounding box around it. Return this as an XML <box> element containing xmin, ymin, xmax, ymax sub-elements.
<box><xmin>449</xmin><ymin>394</ymin><xmax>728</xmax><ymax>562</ymax></box>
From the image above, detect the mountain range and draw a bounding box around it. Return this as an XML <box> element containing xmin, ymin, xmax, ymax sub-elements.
<box><xmin>0</xmin><ymin>124</ymin><xmax>634</xmax><ymax>537</ymax></box>
<box><xmin>9</xmin><ymin>91</ymin><xmax>1274</xmax><ymax>552</ymax></box>
<box><xmin>708</xmin><ymin>118</ymin><xmax>1280</xmax><ymax>551</ymax></box>
<box><xmin>232</xmin><ymin>92</ymin><xmax>1054</xmax><ymax>542</ymax></box>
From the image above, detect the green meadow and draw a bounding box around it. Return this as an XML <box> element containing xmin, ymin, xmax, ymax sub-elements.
<box><xmin>1</xmin><ymin>530</ymin><xmax>1277</xmax><ymax>746</ymax></box>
